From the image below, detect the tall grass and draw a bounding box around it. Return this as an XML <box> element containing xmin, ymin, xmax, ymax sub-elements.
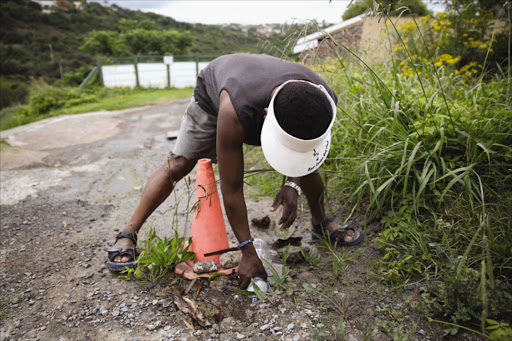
<box><xmin>313</xmin><ymin>9</ymin><xmax>512</xmax><ymax>332</ymax></box>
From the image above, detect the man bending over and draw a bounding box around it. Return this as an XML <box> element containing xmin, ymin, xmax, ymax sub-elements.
<box><xmin>105</xmin><ymin>53</ymin><xmax>363</xmax><ymax>289</ymax></box>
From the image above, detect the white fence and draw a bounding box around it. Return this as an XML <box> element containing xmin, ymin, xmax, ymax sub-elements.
<box><xmin>100</xmin><ymin>56</ymin><xmax>211</xmax><ymax>89</ymax></box>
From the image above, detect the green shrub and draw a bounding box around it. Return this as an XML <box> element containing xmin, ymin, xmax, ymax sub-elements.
<box><xmin>28</xmin><ymin>80</ymin><xmax>100</xmax><ymax>115</ymax></box>
<box><xmin>303</xmin><ymin>7</ymin><xmax>512</xmax><ymax>330</ymax></box>
<box><xmin>0</xmin><ymin>77</ymin><xmax>29</xmax><ymax>109</ymax></box>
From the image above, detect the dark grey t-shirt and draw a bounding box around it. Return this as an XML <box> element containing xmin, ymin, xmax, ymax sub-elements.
<box><xmin>193</xmin><ymin>53</ymin><xmax>337</xmax><ymax>146</ymax></box>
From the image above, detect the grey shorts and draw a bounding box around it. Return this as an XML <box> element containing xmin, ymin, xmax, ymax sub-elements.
<box><xmin>171</xmin><ymin>96</ymin><xmax>218</xmax><ymax>162</ymax></box>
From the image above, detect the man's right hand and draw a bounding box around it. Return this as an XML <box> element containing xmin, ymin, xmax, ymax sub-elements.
<box><xmin>237</xmin><ymin>253</ymin><xmax>267</xmax><ymax>290</ymax></box>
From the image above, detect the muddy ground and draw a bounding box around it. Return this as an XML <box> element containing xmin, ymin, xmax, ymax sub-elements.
<box><xmin>0</xmin><ymin>100</ymin><xmax>480</xmax><ymax>340</ymax></box>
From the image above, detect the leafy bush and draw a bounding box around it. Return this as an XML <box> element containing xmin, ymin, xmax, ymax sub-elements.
<box><xmin>303</xmin><ymin>5</ymin><xmax>512</xmax><ymax>331</ymax></box>
<box><xmin>392</xmin><ymin>10</ymin><xmax>510</xmax><ymax>77</ymax></box>
<box><xmin>342</xmin><ymin>0</ymin><xmax>430</xmax><ymax>20</ymax></box>
<box><xmin>28</xmin><ymin>80</ymin><xmax>99</xmax><ymax>115</ymax></box>
<box><xmin>0</xmin><ymin>77</ymin><xmax>28</xmax><ymax>109</ymax></box>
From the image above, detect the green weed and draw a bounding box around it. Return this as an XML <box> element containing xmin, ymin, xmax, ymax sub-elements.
<box><xmin>300</xmin><ymin>245</ymin><xmax>322</xmax><ymax>267</ymax></box>
<box><xmin>262</xmin><ymin>244</ymin><xmax>290</xmax><ymax>294</ymax></box>
<box><xmin>0</xmin><ymin>308</ymin><xmax>7</xmax><ymax>320</ymax></box>
<box><xmin>312</xmin><ymin>316</ymin><xmax>346</xmax><ymax>341</ymax></box>
<box><xmin>428</xmin><ymin>317</ymin><xmax>512</xmax><ymax>340</ymax></box>
<box><xmin>317</xmin><ymin>234</ymin><xmax>362</xmax><ymax>278</ymax></box>
<box><xmin>376</xmin><ymin>300</ymin><xmax>416</xmax><ymax>341</ymax></box>
<box><xmin>120</xmin><ymin>228</ymin><xmax>195</xmax><ymax>283</ymax></box>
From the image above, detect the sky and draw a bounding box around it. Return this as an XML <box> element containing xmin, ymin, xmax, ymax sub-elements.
<box><xmin>89</xmin><ymin>0</ymin><xmax>443</xmax><ymax>25</ymax></box>
<box><xmin>89</xmin><ymin>0</ymin><xmax>360</xmax><ymax>25</ymax></box>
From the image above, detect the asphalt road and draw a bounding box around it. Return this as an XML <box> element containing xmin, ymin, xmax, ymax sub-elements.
<box><xmin>0</xmin><ymin>99</ymin><xmax>282</xmax><ymax>242</ymax></box>
<box><xmin>0</xmin><ymin>100</ymin><xmax>197</xmax><ymax>232</ymax></box>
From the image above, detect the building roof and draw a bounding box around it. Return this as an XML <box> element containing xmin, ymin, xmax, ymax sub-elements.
<box><xmin>293</xmin><ymin>15</ymin><xmax>365</xmax><ymax>54</ymax></box>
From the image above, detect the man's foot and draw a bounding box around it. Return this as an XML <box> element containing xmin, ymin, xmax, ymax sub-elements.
<box><xmin>112</xmin><ymin>236</ymin><xmax>136</xmax><ymax>262</ymax></box>
<box><xmin>311</xmin><ymin>216</ymin><xmax>363</xmax><ymax>246</ymax></box>
<box><xmin>104</xmin><ymin>232</ymin><xmax>139</xmax><ymax>272</ymax></box>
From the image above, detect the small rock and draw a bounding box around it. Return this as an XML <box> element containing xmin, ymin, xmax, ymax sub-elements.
<box><xmin>112</xmin><ymin>310</ymin><xmax>120</xmax><ymax>317</ymax></box>
<box><xmin>236</xmin><ymin>333</ymin><xmax>246</xmax><ymax>339</ymax></box>
<box><xmin>220</xmin><ymin>251</ymin><xmax>239</xmax><ymax>269</ymax></box>
<box><xmin>371</xmin><ymin>327</ymin><xmax>390</xmax><ymax>340</ymax></box>
<box><xmin>193</xmin><ymin>261</ymin><xmax>217</xmax><ymax>274</ymax></box>
<box><xmin>418</xmin><ymin>329</ymin><xmax>426</xmax><ymax>335</ymax></box>
<box><xmin>251</xmin><ymin>215</ymin><xmax>271</xmax><ymax>228</ymax></box>
<box><xmin>287</xmin><ymin>323</ymin><xmax>295</xmax><ymax>331</ymax></box>
<box><xmin>147</xmin><ymin>320</ymin><xmax>162</xmax><ymax>331</ymax></box>
<box><xmin>278</xmin><ymin>246</ymin><xmax>305</xmax><ymax>263</ymax></box>
<box><xmin>293</xmin><ymin>335</ymin><xmax>300</xmax><ymax>341</ymax></box>
<box><xmin>260</xmin><ymin>324</ymin><xmax>270</xmax><ymax>331</ymax></box>
<box><xmin>346</xmin><ymin>334</ymin><xmax>358</xmax><ymax>341</ymax></box>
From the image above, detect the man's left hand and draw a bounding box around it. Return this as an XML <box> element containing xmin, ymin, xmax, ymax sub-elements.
<box><xmin>270</xmin><ymin>186</ymin><xmax>297</xmax><ymax>229</ymax></box>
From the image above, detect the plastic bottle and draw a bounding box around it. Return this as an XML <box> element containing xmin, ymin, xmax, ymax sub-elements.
<box><xmin>252</xmin><ymin>238</ymin><xmax>270</xmax><ymax>261</ymax></box>
<box><xmin>246</xmin><ymin>276</ymin><xmax>269</xmax><ymax>302</ymax></box>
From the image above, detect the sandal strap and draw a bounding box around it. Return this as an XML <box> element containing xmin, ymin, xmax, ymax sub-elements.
<box><xmin>330</xmin><ymin>224</ymin><xmax>355</xmax><ymax>242</ymax></box>
<box><xmin>113</xmin><ymin>231</ymin><xmax>137</xmax><ymax>246</ymax></box>
<box><xmin>104</xmin><ymin>247</ymin><xmax>138</xmax><ymax>262</ymax></box>
<box><xmin>311</xmin><ymin>216</ymin><xmax>334</xmax><ymax>233</ymax></box>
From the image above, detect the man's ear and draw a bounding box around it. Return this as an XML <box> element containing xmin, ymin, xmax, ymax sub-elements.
<box><xmin>263</xmin><ymin>108</ymin><xmax>268</xmax><ymax>119</ymax></box>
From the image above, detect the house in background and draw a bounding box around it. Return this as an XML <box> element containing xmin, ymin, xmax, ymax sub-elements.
<box><xmin>294</xmin><ymin>14</ymin><xmax>409</xmax><ymax>64</ymax></box>
<box><xmin>31</xmin><ymin>0</ymin><xmax>83</xmax><ymax>13</ymax></box>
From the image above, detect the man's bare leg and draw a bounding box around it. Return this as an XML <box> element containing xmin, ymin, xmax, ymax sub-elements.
<box><xmin>301</xmin><ymin>172</ymin><xmax>354</xmax><ymax>242</ymax></box>
<box><xmin>112</xmin><ymin>156</ymin><xmax>197</xmax><ymax>263</ymax></box>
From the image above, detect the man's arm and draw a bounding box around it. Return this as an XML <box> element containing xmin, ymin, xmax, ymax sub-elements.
<box><xmin>217</xmin><ymin>90</ymin><xmax>267</xmax><ymax>289</ymax></box>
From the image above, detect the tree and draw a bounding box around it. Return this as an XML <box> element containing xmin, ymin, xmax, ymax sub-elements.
<box><xmin>80</xmin><ymin>30</ymin><xmax>129</xmax><ymax>56</ymax></box>
<box><xmin>80</xmin><ymin>29</ymin><xmax>194</xmax><ymax>56</ymax></box>
<box><xmin>342</xmin><ymin>0</ymin><xmax>430</xmax><ymax>20</ymax></box>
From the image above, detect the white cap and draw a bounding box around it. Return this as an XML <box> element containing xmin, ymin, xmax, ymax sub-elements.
<box><xmin>261</xmin><ymin>80</ymin><xmax>336</xmax><ymax>177</ymax></box>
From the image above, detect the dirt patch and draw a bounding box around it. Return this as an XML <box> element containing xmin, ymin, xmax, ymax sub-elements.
<box><xmin>0</xmin><ymin>189</ymin><xmax>451</xmax><ymax>341</ymax></box>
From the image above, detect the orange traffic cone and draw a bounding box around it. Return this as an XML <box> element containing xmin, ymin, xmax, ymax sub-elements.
<box><xmin>175</xmin><ymin>159</ymin><xmax>239</xmax><ymax>279</ymax></box>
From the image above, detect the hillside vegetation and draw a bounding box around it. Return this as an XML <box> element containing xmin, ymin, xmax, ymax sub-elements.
<box><xmin>0</xmin><ymin>0</ymin><xmax>301</xmax><ymax>110</ymax></box>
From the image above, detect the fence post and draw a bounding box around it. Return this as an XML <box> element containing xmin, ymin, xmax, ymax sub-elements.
<box><xmin>79</xmin><ymin>66</ymin><xmax>98</xmax><ymax>89</ymax></box>
<box><xmin>134</xmin><ymin>56</ymin><xmax>140</xmax><ymax>88</ymax></box>
<box><xmin>167</xmin><ymin>63</ymin><xmax>171</xmax><ymax>88</ymax></box>
<box><xmin>195</xmin><ymin>55</ymin><xmax>199</xmax><ymax>78</ymax></box>
<box><xmin>97</xmin><ymin>58</ymin><xmax>104</xmax><ymax>87</ymax></box>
